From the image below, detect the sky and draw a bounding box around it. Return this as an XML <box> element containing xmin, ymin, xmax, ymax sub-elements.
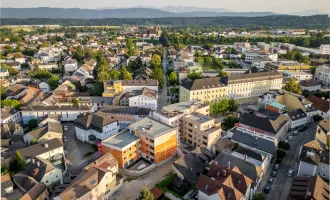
<box><xmin>1</xmin><ymin>0</ymin><xmax>329</xmax><ymax>14</ymax></box>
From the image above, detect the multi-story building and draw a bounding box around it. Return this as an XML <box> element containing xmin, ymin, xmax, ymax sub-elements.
<box><xmin>38</xmin><ymin>62</ymin><xmax>58</xmax><ymax>70</ymax></box>
<box><xmin>320</xmin><ymin>44</ymin><xmax>330</xmax><ymax>55</ymax></box>
<box><xmin>0</xmin><ymin>107</ymin><xmax>22</xmax><ymax>124</ymax></box>
<box><xmin>315</xmin><ymin>65</ymin><xmax>330</xmax><ymax>86</ymax></box>
<box><xmin>120</xmin><ymin>87</ymin><xmax>158</xmax><ymax>110</ymax></box>
<box><xmin>180</xmin><ymin>77</ymin><xmax>227</xmax><ymax>104</ymax></box>
<box><xmin>182</xmin><ymin>114</ymin><xmax>221</xmax><ymax>148</ymax></box>
<box><xmin>63</xmin><ymin>59</ymin><xmax>78</xmax><ymax>72</ymax></box>
<box><xmin>102</xmin><ymin>79</ymin><xmax>158</xmax><ymax>97</ymax></box>
<box><xmin>74</xmin><ymin>112</ymin><xmax>120</xmax><ymax>143</ymax></box>
<box><xmin>0</xmin><ymin>68</ymin><xmax>9</xmax><ymax>78</ymax></box>
<box><xmin>101</xmin><ymin>117</ymin><xmax>178</xmax><ymax>168</ymax></box>
<box><xmin>284</xmin><ymin>71</ymin><xmax>313</xmax><ymax>81</ymax></box>
<box><xmin>21</xmin><ymin>105</ymin><xmax>94</xmax><ymax>124</ymax></box>
<box><xmin>307</xmin><ymin>96</ymin><xmax>330</xmax><ymax>119</ymax></box>
<box><xmin>265</xmin><ymin>61</ymin><xmax>311</xmax><ymax>72</ymax></box>
<box><xmin>55</xmin><ymin>152</ymin><xmax>123</xmax><ymax>200</ymax></box>
<box><xmin>286</xmin><ymin>108</ymin><xmax>309</xmax><ymax>130</ymax></box>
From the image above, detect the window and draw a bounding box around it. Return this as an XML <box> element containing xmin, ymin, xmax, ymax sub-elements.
<box><xmin>203</xmin><ymin>142</ymin><xmax>207</xmax><ymax>145</ymax></box>
<box><xmin>323</xmin><ymin>174</ymin><xmax>326</xmax><ymax>177</ymax></box>
<box><xmin>322</xmin><ymin>166</ymin><xmax>326</xmax><ymax>170</ymax></box>
<box><xmin>203</xmin><ymin>136</ymin><xmax>208</xmax><ymax>140</ymax></box>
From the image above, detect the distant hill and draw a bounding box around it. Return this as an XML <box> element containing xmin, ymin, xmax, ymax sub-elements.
<box><xmin>289</xmin><ymin>9</ymin><xmax>327</xmax><ymax>16</ymax></box>
<box><xmin>1</xmin><ymin>7</ymin><xmax>278</xmax><ymax>18</ymax></box>
<box><xmin>159</xmin><ymin>6</ymin><xmax>231</xmax><ymax>13</ymax></box>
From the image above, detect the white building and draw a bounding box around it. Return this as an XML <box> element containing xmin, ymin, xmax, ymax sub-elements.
<box><xmin>38</xmin><ymin>62</ymin><xmax>58</xmax><ymax>71</ymax></box>
<box><xmin>286</xmin><ymin>109</ymin><xmax>309</xmax><ymax>130</ymax></box>
<box><xmin>127</xmin><ymin>88</ymin><xmax>158</xmax><ymax>110</ymax></box>
<box><xmin>320</xmin><ymin>44</ymin><xmax>330</xmax><ymax>55</ymax></box>
<box><xmin>39</xmin><ymin>82</ymin><xmax>51</xmax><ymax>93</ymax></box>
<box><xmin>74</xmin><ymin>112</ymin><xmax>120</xmax><ymax>143</ymax></box>
<box><xmin>0</xmin><ymin>68</ymin><xmax>9</xmax><ymax>78</ymax></box>
<box><xmin>284</xmin><ymin>71</ymin><xmax>313</xmax><ymax>81</ymax></box>
<box><xmin>21</xmin><ymin>105</ymin><xmax>94</xmax><ymax>124</ymax></box>
<box><xmin>63</xmin><ymin>59</ymin><xmax>78</xmax><ymax>72</ymax></box>
<box><xmin>0</xmin><ymin>107</ymin><xmax>22</xmax><ymax>124</ymax></box>
<box><xmin>300</xmin><ymin>79</ymin><xmax>321</xmax><ymax>92</ymax></box>
<box><xmin>315</xmin><ymin>65</ymin><xmax>330</xmax><ymax>86</ymax></box>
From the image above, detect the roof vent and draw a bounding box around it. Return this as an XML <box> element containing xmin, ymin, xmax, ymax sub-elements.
<box><xmin>44</xmin><ymin>143</ymin><xmax>49</xmax><ymax>148</ymax></box>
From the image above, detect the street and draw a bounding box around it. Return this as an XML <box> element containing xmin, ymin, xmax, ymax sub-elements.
<box><xmin>257</xmin><ymin>124</ymin><xmax>316</xmax><ymax>200</ymax></box>
<box><xmin>158</xmin><ymin>49</ymin><xmax>170</xmax><ymax>109</ymax></box>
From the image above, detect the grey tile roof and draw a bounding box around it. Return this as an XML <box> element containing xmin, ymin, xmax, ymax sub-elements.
<box><xmin>300</xmin><ymin>79</ymin><xmax>321</xmax><ymax>87</ymax></box>
<box><xmin>231</xmin><ymin>129</ymin><xmax>276</xmax><ymax>154</ymax></box>
<box><xmin>19</xmin><ymin>138</ymin><xmax>63</xmax><ymax>159</ymax></box>
<box><xmin>287</xmin><ymin>108</ymin><xmax>307</xmax><ymax>121</ymax></box>
<box><xmin>75</xmin><ymin>111</ymin><xmax>118</xmax><ymax>131</ymax></box>
<box><xmin>100</xmin><ymin>106</ymin><xmax>151</xmax><ymax>116</ymax></box>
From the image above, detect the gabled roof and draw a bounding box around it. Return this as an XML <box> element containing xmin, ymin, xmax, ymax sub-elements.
<box><xmin>100</xmin><ymin>106</ymin><xmax>152</xmax><ymax>116</ymax></box>
<box><xmin>181</xmin><ymin>77</ymin><xmax>226</xmax><ymax>91</ymax></box>
<box><xmin>75</xmin><ymin>111</ymin><xmax>117</xmax><ymax>131</ymax></box>
<box><xmin>19</xmin><ymin>138</ymin><xmax>63</xmax><ymax>159</ymax></box>
<box><xmin>307</xmin><ymin>96</ymin><xmax>330</xmax><ymax>112</ymax></box>
<box><xmin>300</xmin><ymin>79</ymin><xmax>321</xmax><ymax>87</ymax></box>
<box><xmin>287</xmin><ymin>108</ymin><xmax>307</xmax><ymax>121</ymax></box>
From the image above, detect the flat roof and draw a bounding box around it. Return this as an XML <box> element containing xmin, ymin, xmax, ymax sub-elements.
<box><xmin>185</xmin><ymin>114</ymin><xmax>212</xmax><ymax>123</ymax></box>
<box><xmin>129</xmin><ymin>117</ymin><xmax>176</xmax><ymax>138</ymax></box>
<box><xmin>267</xmin><ymin>102</ymin><xmax>286</xmax><ymax>110</ymax></box>
<box><xmin>162</xmin><ymin>100</ymin><xmax>202</xmax><ymax>112</ymax></box>
<box><xmin>102</xmin><ymin>129</ymin><xmax>139</xmax><ymax>149</ymax></box>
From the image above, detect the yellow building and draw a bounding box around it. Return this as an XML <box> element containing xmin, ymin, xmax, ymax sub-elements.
<box><xmin>180</xmin><ymin>72</ymin><xmax>283</xmax><ymax>104</ymax></box>
<box><xmin>102</xmin><ymin>80</ymin><xmax>123</xmax><ymax>97</ymax></box>
<box><xmin>180</xmin><ymin>77</ymin><xmax>227</xmax><ymax>104</ymax></box>
<box><xmin>266</xmin><ymin>61</ymin><xmax>311</xmax><ymax>72</ymax></box>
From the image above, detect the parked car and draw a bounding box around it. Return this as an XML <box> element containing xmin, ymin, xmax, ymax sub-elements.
<box><xmin>268</xmin><ymin>178</ymin><xmax>274</xmax><ymax>184</ymax></box>
<box><xmin>299</xmin><ymin>126</ymin><xmax>308</xmax><ymax>132</ymax></box>
<box><xmin>64</xmin><ymin>125</ymin><xmax>68</xmax><ymax>131</ymax></box>
<box><xmin>273</xmin><ymin>164</ymin><xmax>280</xmax><ymax>170</ymax></box>
<box><xmin>264</xmin><ymin>185</ymin><xmax>271</xmax><ymax>193</ymax></box>
<box><xmin>63</xmin><ymin>136</ymin><xmax>67</xmax><ymax>142</ymax></box>
<box><xmin>293</xmin><ymin>131</ymin><xmax>299</xmax><ymax>136</ymax></box>
<box><xmin>287</xmin><ymin>169</ymin><xmax>294</xmax><ymax>177</ymax></box>
<box><xmin>287</xmin><ymin>136</ymin><xmax>293</xmax><ymax>141</ymax></box>
<box><xmin>271</xmin><ymin>170</ymin><xmax>278</xmax><ymax>177</ymax></box>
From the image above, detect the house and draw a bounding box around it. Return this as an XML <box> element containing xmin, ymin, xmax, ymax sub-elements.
<box><xmin>238</xmin><ymin>113</ymin><xmax>289</xmax><ymax>140</ymax></box>
<box><xmin>127</xmin><ymin>88</ymin><xmax>158</xmax><ymax>110</ymax></box>
<box><xmin>284</xmin><ymin>71</ymin><xmax>313</xmax><ymax>81</ymax></box>
<box><xmin>182</xmin><ymin>113</ymin><xmax>221</xmax><ymax>148</ymax></box>
<box><xmin>101</xmin><ymin>117</ymin><xmax>178</xmax><ymax>168</ymax></box>
<box><xmin>0</xmin><ymin>107</ymin><xmax>22</xmax><ymax>124</ymax></box>
<box><xmin>172</xmin><ymin>147</ymin><xmax>215</xmax><ymax>184</ymax></box>
<box><xmin>302</xmin><ymin>120</ymin><xmax>328</xmax><ymax>151</ymax></box>
<box><xmin>1</xmin><ymin>174</ymin><xmax>14</xmax><ymax>198</ymax></box>
<box><xmin>19</xmin><ymin>86</ymin><xmax>44</xmax><ymax>106</ymax></box>
<box><xmin>6</xmin><ymin>84</ymin><xmax>26</xmax><ymax>100</ymax></box>
<box><xmin>18</xmin><ymin>156</ymin><xmax>63</xmax><ymax>186</ymax></box>
<box><xmin>63</xmin><ymin>59</ymin><xmax>78</xmax><ymax>72</ymax></box>
<box><xmin>23</xmin><ymin>122</ymin><xmax>63</xmax><ymax>145</ymax></box>
<box><xmin>5</xmin><ymin>61</ymin><xmax>21</xmax><ymax>70</ymax></box>
<box><xmin>99</xmin><ymin>106</ymin><xmax>151</xmax><ymax>127</ymax></box>
<box><xmin>74</xmin><ymin>112</ymin><xmax>120</xmax><ymax>143</ymax></box>
<box><xmin>1</xmin><ymin>123</ymin><xmax>24</xmax><ymax>147</ymax></box>
<box><xmin>39</xmin><ymin>82</ymin><xmax>51</xmax><ymax>93</ymax></box>
<box><xmin>307</xmin><ymin>96</ymin><xmax>330</xmax><ymax>119</ymax></box>
<box><xmin>21</xmin><ymin>105</ymin><xmax>94</xmax><ymax>124</ymax></box>
<box><xmin>54</xmin><ymin>152</ymin><xmax>123</xmax><ymax>200</ymax></box>
<box><xmin>300</xmin><ymin>79</ymin><xmax>321</xmax><ymax>91</ymax></box>
<box><xmin>0</xmin><ymin>68</ymin><xmax>9</xmax><ymax>77</ymax></box>
<box><xmin>318</xmin><ymin>119</ymin><xmax>330</xmax><ymax>146</ymax></box>
<box><xmin>297</xmin><ymin>146</ymin><xmax>329</xmax><ymax>180</ymax></box>
<box><xmin>13</xmin><ymin>52</ymin><xmax>26</xmax><ymax>64</ymax></box>
<box><xmin>286</xmin><ymin>108</ymin><xmax>309</xmax><ymax>130</ymax></box>
<box><xmin>16</xmin><ymin>71</ymin><xmax>31</xmax><ymax>83</ymax></box>
<box><xmin>195</xmin><ymin>163</ymin><xmax>253</xmax><ymax>200</ymax></box>
<box><xmin>12</xmin><ymin>174</ymin><xmax>49</xmax><ymax>200</ymax></box>
<box><xmin>314</xmin><ymin>65</ymin><xmax>330</xmax><ymax>86</ymax></box>
<box><xmin>287</xmin><ymin>176</ymin><xmax>330</xmax><ymax>200</ymax></box>
<box><xmin>38</xmin><ymin>62</ymin><xmax>58</xmax><ymax>70</ymax></box>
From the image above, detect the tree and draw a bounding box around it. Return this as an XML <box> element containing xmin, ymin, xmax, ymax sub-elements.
<box><xmin>150</xmin><ymin>54</ymin><xmax>162</xmax><ymax>69</ymax></box>
<box><xmin>10</xmin><ymin>151</ymin><xmax>26</xmax><ymax>172</ymax></box>
<box><xmin>126</xmin><ymin>38</ymin><xmax>135</xmax><ymax>56</ymax></box>
<box><xmin>218</xmin><ymin>71</ymin><xmax>229</xmax><ymax>77</ymax></box>
<box><xmin>131</xmin><ymin>57</ymin><xmax>143</xmax><ymax>72</ymax></box>
<box><xmin>222</xmin><ymin>115</ymin><xmax>239</xmax><ymax>131</ymax></box>
<box><xmin>283</xmin><ymin>78</ymin><xmax>302</xmax><ymax>94</ymax></box>
<box><xmin>73</xmin><ymin>46</ymin><xmax>85</xmax><ymax>63</ymax></box>
<box><xmin>30</xmin><ymin>139</ymin><xmax>38</xmax><ymax>145</ymax></box>
<box><xmin>109</xmin><ymin>70</ymin><xmax>121</xmax><ymax>80</ymax></box>
<box><xmin>1</xmin><ymin>165</ymin><xmax>9</xmax><ymax>175</ymax></box>
<box><xmin>187</xmin><ymin>72</ymin><xmax>202</xmax><ymax>80</ymax></box>
<box><xmin>167</xmin><ymin>71</ymin><xmax>178</xmax><ymax>85</ymax></box>
<box><xmin>28</xmin><ymin>119</ymin><xmax>38</xmax><ymax>130</ymax></box>
<box><xmin>1</xmin><ymin>99</ymin><xmax>20</xmax><ymax>109</ymax></box>
<box><xmin>228</xmin><ymin>98</ymin><xmax>239</xmax><ymax>113</ymax></box>
<box><xmin>204</xmin><ymin>56</ymin><xmax>213</xmax><ymax>64</ymax></box>
<box><xmin>72</xmin><ymin>97</ymin><xmax>79</xmax><ymax>106</ymax></box>
<box><xmin>48</xmin><ymin>75</ymin><xmax>60</xmax><ymax>90</ymax></box>
<box><xmin>278</xmin><ymin>141</ymin><xmax>291</xmax><ymax>150</ymax></box>
<box><xmin>253</xmin><ymin>193</ymin><xmax>265</xmax><ymax>200</ymax></box>
<box><xmin>152</xmin><ymin>67</ymin><xmax>164</xmax><ymax>87</ymax></box>
<box><xmin>218</xmin><ymin>99</ymin><xmax>229</xmax><ymax>114</ymax></box>
<box><xmin>1</xmin><ymin>64</ymin><xmax>18</xmax><ymax>76</ymax></box>
<box><xmin>93</xmin><ymin>81</ymin><xmax>104</xmax><ymax>96</ymax></box>
<box><xmin>276</xmin><ymin>148</ymin><xmax>287</xmax><ymax>160</ymax></box>
<box><xmin>0</xmin><ymin>84</ymin><xmax>7</xmax><ymax>100</ymax></box>
<box><xmin>310</xmin><ymin>66</ymin><xmax>317</xmax><ymax>76</ymax></box>
<box><xmin>159</xmin><ymin>31</ymin><xmax>171</xmax><ymax>47</ymax></box>
<box><xmin>138</xmin><ymin>187</ymin><xmax>154</xmax><ymax>200</ymax></box>
<box><xmin>120</xmin><ymin>66</ymin><xmax>133</xmax><ymax>80</ymax></box>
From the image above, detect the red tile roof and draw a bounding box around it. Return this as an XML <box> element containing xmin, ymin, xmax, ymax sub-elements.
<box><xmin>307</xmin><ymin>96</ymin><xmax>330</xmax><ymax>112</ymax></box>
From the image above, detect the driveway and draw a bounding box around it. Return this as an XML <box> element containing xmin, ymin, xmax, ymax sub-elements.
<box><xmin>111</xmin><ymin>161</ymin><xmax>172</xmax><ymax>200</ymax></box>
<box><xmin>257</xmin><ymin>124</ymin><xmax>316</xmax><ymax>199</ymax></box>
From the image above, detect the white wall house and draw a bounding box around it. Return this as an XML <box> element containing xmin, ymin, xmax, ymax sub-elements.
<box><xmin>21</xmin><ymin>105</ymin><xmax>94</xmax><ymax>124</ymax></box>
<box><xmin>63</xmin><ymin>59</ymin><xmax>78</xmax><ymax>72</ymax></box>
<box><xmin>320</xmin><ymin>44</ymin><xmax>330</xmax><ymax>55</ymax></box>
<box><xmin>75</xmin><ymin>112</ymin><xmax>120</xmax><ymax>143</ymax></box>
<box><xmin>38</xmin><ymin>62</ymin><xmax>58</xmax><ymax>71</ymax></box>
<box><xmin>1</xmin><ymin>107</ymin><xmax>22</xmax><ymax>124</ymax></box>
<box><xmin>39</xmin><ymin>82</ymin><xmax>51</xmax><ymax>93</ymax></box>
<box><xmin>0</xmin><ymin>68</ymin><xmax>9</xmax><ymax>78</ymax></box>
<box><xmin>129</xmin><ymin>95</ymin><xmax>157</xmax><ymax>110</ymax></box>
<box><xmin>286</xmin><ymin>109</ymin><xmax>309</xmax><ymax>130</ymax></box>
<box><xmin>315</xmin><ymin>65</ymin><xmax>330</xmax><ymax>86</ymax></box>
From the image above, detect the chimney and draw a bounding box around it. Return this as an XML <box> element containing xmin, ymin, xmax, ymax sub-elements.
<box><xmin>244</xmin><ymin>154</ymin><xmax>248</xmax><ymax>162</ymax></box>
<box><xmin>227</xmin><ymin>161</ymin><xmax>230</xmax><ymax>169</ymax></box>
<box><xmin>222</xmin><ymin>170</ymin><xmax>227</xmax><ymax>177</ymax></box>
<box><xmin>44</xmin><ymin>143</ymin><xmax>49</xmax><ymax>148</ymax></box>
<box><xmin>37</xmin><ymin>161</ymin><xmax>40</xmax><ymax>167</ymax></box>
<box><xmin>32</xmin><ymin>158</ymin><xmax>35</xmax><ymax>164</ymax></box>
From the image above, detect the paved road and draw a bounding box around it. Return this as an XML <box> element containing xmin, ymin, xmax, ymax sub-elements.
<box><xmin>257</xmin><ymin>124</ymin><xmax>316</xmax><ymax>200</ymax></box>
<box><xmin>158</xmin><ymin>49</ymin><xmax>169</xmax><ymax>109</ymax></box>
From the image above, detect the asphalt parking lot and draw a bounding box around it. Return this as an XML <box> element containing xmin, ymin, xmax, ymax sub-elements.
<box><xmin>257</xmin><ymin>124</ymin><xmax>316</xmax><ymax>200</ymax></box>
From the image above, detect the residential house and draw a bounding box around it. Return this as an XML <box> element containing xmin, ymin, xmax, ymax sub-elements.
<box><xmin>0</xmin><ymin>68</ymin><xmax>9</xmax><ymax>77</ymax></box>
<box><xmin>5</xmin><ymin>61</ymin><xmax>21</xmax><ymax>71</ymax></box>
<box><xmin>21</xmin><ymin>105</ymin><xmax>94</xmax><ymax>124</ymax></box>
<box><xmin>23</xmin><ymin>122</ymin><xmax>63</xmax><ymax>145</ymax></box>
<box><xmin>55</xmin><ymin>152</ymin><xmax>123</xmax><ymax>200</ymax></box>
<box><xmin>284</xmin><ymin>71</ymin><xmax>313</xmax><ymax>81</ymax></box>
<box><xmin>1</xmin><ymin>123</ymin><xmax>24</xmax><ymax>147</ymax></box>
<box><xmin>101</xmin><ymin>117</ymin><xmax>178</xmax><ymax>168</ymax></box>
<box><xmin>315</xmin><ymin>65</ymin><xmax>330</xmax><ymax>86</ymax></box>
<box><xmin>265</xmin><ymin>61</ymin><xmax>311</xmax><ymax>72</ymax></box>
<box><xmin>12</xmin><ymin>174</ymin><xmax>49</xmax><ymax>200</ymax></box>
<box><xmin>0</xmin><ymin>107</ymin><xmax>22</xmax><ymax>124</ymax></box>
<box><xmin>1</xmin><ymin>174</ymin><xmax>14</xmax><ymax>198</ymax></box>
<box><xmin>74</xmin><ymin>112</ymin><xmax>120</xmax><ymax>143</ymax></box>
<box><xmin>6</xmin><ymin>84</ymin><xmax>26</xmax><ymax>100</ymax></box>
<box><xmin>300</xmin><ymin>79</ymin><xmax>321</xmax><ymax>91</ymax></box>
<box><xmin>39</xmin><ymin>82</ymin><xmax>51</xmax><ymax>93</ymax></box>
<box><xmin>307</xmin><ymin>96</ymin><xmax>330</xmax><ymax>119</ymax></box>
<box><xmin>182</xmin><ymin>113</ymin><xmax>221</xmax><ymax>148</ymax></box>
<box><xmin>286</xmin><ymin>108</ymin><xmax>309</xmax><ymax>130</ymax></box>
<box><xmin>287</xmin><ymin>176</ymin><xmax>330</xmax><ymax>200</ymax></box>
<box><xmin>127</xmin><ymin>88</ymin><xmax>157</xmax><ymax>110</ymax></box>
<box><xmin>63</xmin><ymin>59</ymin><xmax>78</xmax><ymax>72</ymax></box>
<box><xmin>38</xmin><ymin>62</ymin><xmax>58</xmax><ymax>70</ymax></box>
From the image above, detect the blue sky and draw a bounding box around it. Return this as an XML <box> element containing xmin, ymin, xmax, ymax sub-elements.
<box><xmin>2</xmin><ymin>0</ymin><xmax>328</xmax><ymax>14</ymax></box>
